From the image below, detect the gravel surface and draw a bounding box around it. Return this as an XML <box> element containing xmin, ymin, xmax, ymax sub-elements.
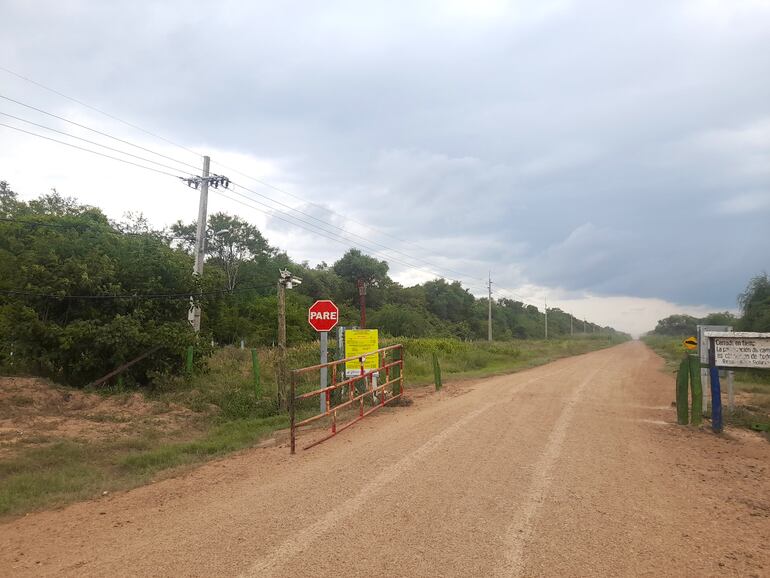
<box><xmin>1</xmin><ymin>341</ymin><xmax>768</xmax><ymax>577</ymax></box>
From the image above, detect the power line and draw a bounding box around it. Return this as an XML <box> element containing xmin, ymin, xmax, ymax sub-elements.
<box><xmin>0</xmin><ymin>91</ymin><xmax>483</xmax><ymax>285</ymax></box>
<box><xmin>0</xmin><ymin>93</ymin><xmax>200</xmax><ymax>173</ymax></box>
<box><xmin>0</xmin><ymin>69</ymin><xmax>482</xmax><ymax>282</ymax></box>
<box><xmin>0</xmin><ymin>122</ymin><xmax>182</xmax><ymax>179</ymax></box>
<box><xmin>0</xmin><ymin>66</ymin><xmax>202</xmax><ymax>160</ymax></box>
<box><xmin>0</xmin><ymin>118</ymin><xmax>484</xmax><ymax>293</ymax></box>
<box><xmin>0</xmin><ymin>73</ymin><xmax>492</xmax><ymax>292</ymax></box>
<box><xmin>228</xmin><ymin>180</ymin><xmax>484</xmax><ymax>286</ymax></box>
<box><xmin>0</xmin><ymin>111</ymin><xmax>196</xmax><ymax>176</ymax></box>
<box><xmin>210</xmin><ymin>158</ymin><xmax>476</xmax><ymax>278</ymax></box>
<box><xmin>0</xmin><ymin>77</ymin><xmax>484</xmax><ymax>285</ymax></box>
<box><xmin>210</xmin><ymin>185</ymin><xmax>487</xmax><ymax>294</ymax></box>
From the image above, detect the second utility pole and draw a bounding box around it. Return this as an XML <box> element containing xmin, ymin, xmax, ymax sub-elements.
<box><xmin>277</xmin><ymin>276</ymin><xmax>287</xmax><ymax>409</ymax></box>
<box><xmin>487</xmin><ymin>272</ymin><xmax>493</xmax><ymax>342</ymax></box>
<box><xmin>191</xmin><ymin>155</ymin><xmax>210</xmax><ymax>333</ymax></box>
<box><xmin>544</xmin><ymin>296</ymin><xmax>548</xmax><ymax>339</ymax></box>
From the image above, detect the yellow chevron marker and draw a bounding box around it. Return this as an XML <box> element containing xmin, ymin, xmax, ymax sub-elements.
<box><xmin>683</xmin><ymin>336</ymin><xmax>698</xmax><ymax>350</ymax></box>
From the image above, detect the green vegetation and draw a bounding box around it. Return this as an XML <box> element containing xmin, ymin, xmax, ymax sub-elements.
<box><xmin>648</xmin><ymin>312</ymin><xmax>738</xmax><ymax>337</ymax></box>
<box><xmin>0</xmin><ymin>181</ymin><xmax>625</xmax><ymax>388</ymax></box>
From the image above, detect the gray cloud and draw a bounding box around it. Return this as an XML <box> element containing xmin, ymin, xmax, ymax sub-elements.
<box><xmin>1</xmin><ymin>0</ymin><xmax>769</xmax><ymax>318</ymax></box>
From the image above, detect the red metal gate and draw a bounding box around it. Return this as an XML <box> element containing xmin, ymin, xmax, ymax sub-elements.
<box><xmin>289</xmin><ymin>344</ymin><xmax>404</xmax><ymax>453</ymax></box>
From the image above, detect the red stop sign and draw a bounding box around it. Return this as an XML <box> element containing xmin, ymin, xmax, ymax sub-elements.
<box><xmin>308</xmin><ymin>300</ymin><xmax>339</xmax><ymax>332</ymax></box>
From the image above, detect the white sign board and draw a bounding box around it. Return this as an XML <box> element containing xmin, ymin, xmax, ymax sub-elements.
<box><xmin>705</xmin><ymin>332</ymin><xmax>770</xmax><ymax>369</ymax></box>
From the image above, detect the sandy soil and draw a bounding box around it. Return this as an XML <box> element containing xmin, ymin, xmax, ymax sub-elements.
<box><xmin>0</xmin><ymin>342</ymin><xmax>768</xmax><ymax>577</ymax></box>
<box><xmin>0</xmin><ymin>378</ymin><xmax>194</xmax><ymax>457</ymax></box>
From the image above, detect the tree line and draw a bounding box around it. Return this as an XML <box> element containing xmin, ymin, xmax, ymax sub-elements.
<box><xmin>0</xmin><ymin>181</ymin><xmax>622</xmax><ymax>386</ymax></box>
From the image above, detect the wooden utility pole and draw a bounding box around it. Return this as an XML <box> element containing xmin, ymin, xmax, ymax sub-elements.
<box><xmin>487</xmin><ymin>272</ymin><xmax>493</xmax><ymax>342</ymax></box>
<box><xmin>544</xmin><ymin>297</ymin><xmax>548</xmax><ymax>339</ymax></box>
<box><xmin>357</xmin><ymin>278</ymin><xmax>367</xmax><ymax>328</ymax></box>
<box><xmin>276</xmin><ymin>269</ymin><xmax>302</xmax><ymax>410</ymax></box>
<box><xmin>277</xmin><ymin>278</ymin><xmax>287</xmax><ymax>409</ymax></box>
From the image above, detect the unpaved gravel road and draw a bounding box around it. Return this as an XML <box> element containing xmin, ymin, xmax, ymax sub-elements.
<box><xmin>2</xmin><ymin>342</ymin><xmax>768</xmax><ymax>577</ymax></box>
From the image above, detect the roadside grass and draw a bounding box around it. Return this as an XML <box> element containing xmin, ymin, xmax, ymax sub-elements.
<box><xmin>0</xmin><ymin>414</ymin><xmax>294</xmax><ymax>517</ymax></box>
<box><xmin>0</xmin><ymin>335</ymin><xmax>624</xmax><ymax>518</ymax></box>
<box><xmin>642</xmin><ymin>335</ymin><xmax>770</xmax><ymax>433</ymax></box>
<box><xmin>399</xmin><ymin>335</ymin><xmax>625</xmax><ymax>383</ymax></box>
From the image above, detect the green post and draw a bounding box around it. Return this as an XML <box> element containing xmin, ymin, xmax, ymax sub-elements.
<box><xmin>392</xmin><ymin>349</ymin><xmax>402</xmax><ymax>396</ymax></box>
<box><xmin>688</xmin><ymin>354</ymin><xmax>702</xmax><ymax>426</ymax></box>
<box><xmin>186</xmin><ymin>345</ymin><xmax>194</xmax><ymax>376</ymax></box>
<box><xmin>251</xmin><ymin>348</ymin><xmax>261</xmax><ymax>398</ymax></box>
<box><xmin>676</xmin><ymin>356</ymin><xmax>689</xmax><ymax>425</ymax></box>
<box><xmin>432</xmin><ymin>352</ymin><xmax>443</xmax><ymax>391</ymax></box>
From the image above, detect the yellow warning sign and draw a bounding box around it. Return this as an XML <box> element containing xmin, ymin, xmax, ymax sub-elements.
<box><xmin>345</xmin><ymin>329</ymin><xmax>379</xmax><ymax>373</ymax></box>
<box><xmin>683</xmin><ymin>336</ymin><xmax>698</xmax><ymax>350</ymax></box>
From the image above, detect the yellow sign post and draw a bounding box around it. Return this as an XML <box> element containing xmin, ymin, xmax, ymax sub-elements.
<box><xmin>345</xmin><ymin>329</ymin><xmax>379</xmax><ymax>374</ymax></box>
<box><xmin>683</xmin><ymin>336</ymin><xmax>698</xmax><ymax>350</ymax></box>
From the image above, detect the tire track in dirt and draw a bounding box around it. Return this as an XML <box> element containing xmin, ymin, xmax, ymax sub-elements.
<box><xmin>496</xmin><ymin>356</ymin><xmax>614</xmax><ymax>576</ymax></box>
<box><xmin>240</xmin><ymin>366</ymin><xmax>576</xmax><ymax>578</ymax></box>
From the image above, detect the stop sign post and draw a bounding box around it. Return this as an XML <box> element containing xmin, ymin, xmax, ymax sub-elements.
<box><xmin>308</xmin><ymin>300</ymin><xmax>339</xmax><ymax>413</ymax></box>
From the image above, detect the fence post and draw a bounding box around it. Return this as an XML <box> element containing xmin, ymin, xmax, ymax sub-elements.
<box><xmin>391</xmin><ymin>349</ymin><xmax>401</xmax><ymax>396</ymax></box>
<box><xmin>432</xmin><ymin>352</ymin><xmax>443</xmax><ymax>391</ymax></box>
<box><xmin>688</xmin><ymin>354</ymin><xmax>702</xmax><ymax>426</ymax></box>
<box><xmin>251</xmin><ymin>348</ymin><xmax>261</xmax><ymax>398</ymax></box>
<box><xmin>676</xmin><ymin>356</ymin><xmax>689</xmax><ymax>425</ymax></box>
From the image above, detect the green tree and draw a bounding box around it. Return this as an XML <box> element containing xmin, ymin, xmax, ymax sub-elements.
<box><xmin>651</xmin><ymin>314</ymin><xmax>699</xmax><ymax>336</ymax></box>
<box><xmin>332</xmin><ymin>249</ymin><xmax>391</xmax><ymax>307</ymax></box>
<box><xmin>423</xmin><ymin>279</ymin><xmax>474</xmax><ymax>323</ymax></box>
<box><xmin>738</xmin><ymin>273</ymin><xmax>770</xmax><ymax>332</ymax></box>
<box><xmin>170</xmin><ymin>212</ymin><xmax>273</xmax><ymax>290</ymax></box>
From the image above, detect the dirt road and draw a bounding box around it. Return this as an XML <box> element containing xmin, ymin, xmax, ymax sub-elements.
<box><xmin>1</xmin><ymin>342</ymin><xmax>768</xmax><ymax>577</ymax></box>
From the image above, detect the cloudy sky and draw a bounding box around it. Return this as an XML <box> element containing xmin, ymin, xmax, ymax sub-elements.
<box><xmin>1</xmin><ymin>0</ymin><xmax>769</xmax><ymax>336</ymax></box>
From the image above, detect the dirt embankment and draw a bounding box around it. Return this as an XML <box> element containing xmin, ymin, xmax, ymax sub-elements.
<box><xmin>0</xmin><ymin>377</ymin><xmax>194</xmax><ymax>458</ymax></box>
